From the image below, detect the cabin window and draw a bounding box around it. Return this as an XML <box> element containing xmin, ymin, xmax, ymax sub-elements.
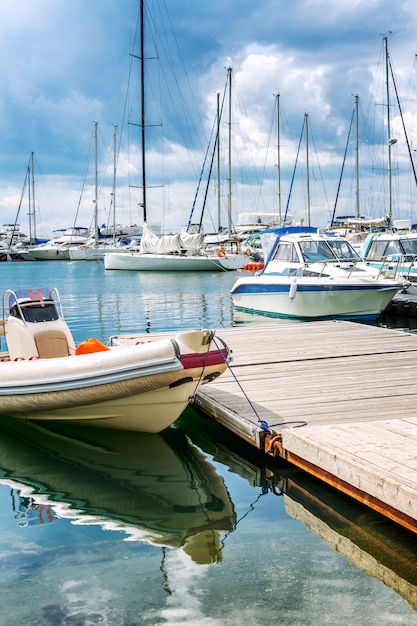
<box><xmin>366</xmin><ymin>240</ymin><xmax>391</xmax><ymax>260</ymax></box>
<box><xmin>299</xmin><ymin>241</ymin><xmax>334</xmax><ymax>262</ymax></box>
<box><xmin>400</xmin><ymin>239</ymin><xmax>417</xmax><ymax>256</ymax></box>
<box><xmin>273</xmin><ymin>243</ymin><xmax>300</xmax><ymax>263</ymax></box>
<box><xmin>327</xmin><ymin>239</ymin><xmax>359</xmax><ymax>260</ymax></box>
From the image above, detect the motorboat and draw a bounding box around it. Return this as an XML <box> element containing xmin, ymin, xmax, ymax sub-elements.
<box><xmin>362</xmin><ymin>220</ymin><xmax>417</xmax><ymax>284</ymax></box>
<box><xmin>21</xmin><ymin>227</ymin><xmax>90</xmax><ymax>261</ymax></box>
<box><xmin>0</xmin><ymin>417</ymin><xmax>236</xmax><ymax>564</ymax></box>
<box><xmin>230</xmin><ymin>226</ymin><xmax>407</xmax><ymax>320</ymax></box>
<box><xmin>0</xmin><ymin>287</ymin><xmax>230</xmax><ymax>431</ymax></box>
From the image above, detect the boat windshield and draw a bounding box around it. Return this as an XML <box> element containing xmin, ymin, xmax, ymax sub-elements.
<box><xmin>298</xmin><ymin>238</ymin><xmax>359</xmax><ymax>263</ymax></box>
<box><xmin>327</xmin><ymin>238</ymin><xmax>360</xmax><ymax>260</ymax></box>
<box><xmin>400</xmin><ymin>238</ymin><xmax>417</xmax><ymax>256</ymax></box>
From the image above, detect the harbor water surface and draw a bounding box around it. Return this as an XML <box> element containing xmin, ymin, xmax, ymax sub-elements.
<box><xmin>0</xmin><ymin>260</ymin><xmax>416</xmax><ymax>625</ymax></box>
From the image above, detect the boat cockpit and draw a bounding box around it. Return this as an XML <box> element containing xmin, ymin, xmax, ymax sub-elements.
<box><xmin>2</xmin><ymin>287</ymin><xmax>76</xmax><ymax>360</ymax></box>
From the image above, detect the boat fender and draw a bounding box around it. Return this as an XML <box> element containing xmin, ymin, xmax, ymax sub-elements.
<box><xmin>289</xmin><ymin>279</ymin><xmax>298</xmax><ymax>300</ymax></box>
<box><xmin>218</xmin><ymin>248</ymin><xmax>226</xmax><ymax>257</ymax></box>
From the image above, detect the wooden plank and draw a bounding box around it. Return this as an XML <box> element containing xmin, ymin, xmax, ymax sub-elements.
<box><xmin>281</xmin><ymin>420</ymin><xmax>417</xmax><ymax>529</ymax></box>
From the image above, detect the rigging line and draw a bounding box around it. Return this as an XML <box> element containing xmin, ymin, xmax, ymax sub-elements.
<box><xmin>254</xmin><ymin>99</ymin><xmax>276</xmax><ymax>211</ymax></box>
<box><xmin>197</xmin><ymin>84</ymin><xmax>228</xmax><ymax>231</ymax></box>
<box><xmin>158</xmin><ymin>0</ymin><xmax>208</xmax><ymax>152</ymax></box>
<box><xmin>331</xmin><ymin>106</ymin><xmax>355</xmax><ymax>225</ymax></box>
<box><xmin>73</xmin><ymin>129</ymin><xmax>95</xmax><ymax>227</ymax></box>
<box><xmin>283</xmin><ymin>120</ymin><xmax>304</xmax><ymax>225</ymax></box>
<box><xmin>389</xmin><ymin>57</ymin><xmax>417</xmax><ymax>190</ymax></box>
<box><xmin>186</xmin><ymin>113</ymin><xmax>217</xmax><ymax>232</ymax></box>
<box><xmin>308</xmin><ymin>123</ymin><xmax>331</xmax><ymax>216</ymax></box>
<box><xmin>148</xmin><ymin>1</ymin><xmax>206</xmax><ymax>176</ymax></box>
<box><xmin>10</xmin><ymin>164</ymin><xmax>30</xmax><ymax>247</ymax></box>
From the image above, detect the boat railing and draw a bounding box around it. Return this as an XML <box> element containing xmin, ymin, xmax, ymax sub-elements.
<box><xmin>302</xmin><ymin>259</ymin><xmax>361</xmax><ymax>278</ymax></box>
<box><xmin>377</xmin><ymin>254</ymin><xmax>417</xmax><ymax>281</ymax></box>
<box><xmin>2</xmin><ymin>287</ymin><xmax>64</xmax><ymax>326</ymax></box>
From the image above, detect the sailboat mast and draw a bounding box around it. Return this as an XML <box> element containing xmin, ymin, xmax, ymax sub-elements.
<box><xmin>30</xmin><ymin>151</ymin><xmax>36</xmax><ymax>243</ymax></box>
<box><xmin>305</xmin><ymin>112</ymin><xmax>311</xmax><ymax>226</ymax></box>
<box><xmin>94</xmin><ymin>121</ymin><xmax>98</xmax><ymax>247</ymax></box>
<box><xmin>140</xmin><ymin>0</ymin><xmax>147</xmax><ymax>223</ymax></box>
<box><xmin>355</xmin><ymin>94</ymin><xmax>360</xmax><ymax>219</ymax></box>
<box><xmin>227</xmin><ymin>66</ymin><xmax>232</xmax><ymax>236</ymax></box>
<box><xmin>384</xmin><ymin>36</ymin><xmax>394</xmax><ymax>221</ymax></box>
<box><xmin>217</xmin><ymin>91</ymin><xmax>221</xmax><ymax>231</ymax></box>
<box><xmin>276</xmin><ymin>93</ymin><xmax>282</xmax><ymax>226</ymax></box>
<box><xmin>112</xmin><ymin>124</ymin><xmax>117</xmax><ymax>245</ymax></box>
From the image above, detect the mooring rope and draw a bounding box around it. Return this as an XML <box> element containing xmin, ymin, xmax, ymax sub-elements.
<box><xmin>213</xmin><ymin>336</ymin><xmax>307</xmax><ymax>433</ymax></box>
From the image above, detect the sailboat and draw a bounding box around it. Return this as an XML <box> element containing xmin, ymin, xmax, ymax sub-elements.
<box><xmin>7</xmin><ymin>153</ymin><xmax>50</xmax><ymax>261</ymax></box>
<box><xmin>104</xmin><ymin>3</ymin><xmax>246</xmax><ymax>272</ymax></box>
<box><xmin>69</xmin><ymin>123</ymin><xmax>131</xmax><ymax>261</ymax></box>
<box><xmin>362</xmin><ymin>36</ymin><xmax>417</xmax><ymax>282</ymax></box>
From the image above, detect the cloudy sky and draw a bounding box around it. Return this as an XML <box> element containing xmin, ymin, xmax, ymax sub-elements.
<box><xmin>1</xmin><ymin>0</ymin><xmax>417</xmax><ymax>238</ymax></box>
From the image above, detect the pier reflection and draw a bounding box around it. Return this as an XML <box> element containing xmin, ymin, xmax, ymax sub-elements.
<box><xmin>1</xmin><ymin>409</ymin><xmax>416</xmax><ymax>611</ymax></box>
<box><xmin>0</xmin><ymin>416</ymin><xmax>236</xmax><ymax>564</ymax></box>
<box><xmin>270</xmin><ymin>466</ymin><xmax>417</xmax><ymax>611</ymax></box>
<box><xmin>181</xmin><ymin>408</ymin><xmax>417</xmax><ymax>611</ymax></box>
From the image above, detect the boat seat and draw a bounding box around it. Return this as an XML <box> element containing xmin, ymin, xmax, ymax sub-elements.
<box><xmin>34</xmin><ymin>330</ymin><xmax>70</xmax><ymax>359</ymax></box>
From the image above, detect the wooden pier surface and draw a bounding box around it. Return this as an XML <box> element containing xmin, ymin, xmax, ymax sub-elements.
<box><xmin>193</xmin><ymin>320</ymin><xmax>417</xmax><ymax>532</ymax></box>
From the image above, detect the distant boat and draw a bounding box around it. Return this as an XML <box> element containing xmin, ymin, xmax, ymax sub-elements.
<box><xmin>230</xmin><ymin>226</ymin><xmax>406</xmax><ymax>320</ymax></box>
<box><xmin>0</xmin><ymin>286</ymin><xmax>230</xmax><ymax>431</ymax></box>
<box><xmin>20</xmin><ymin>227</ymin><xmax>90</xmax><ymax>261</ymax></box>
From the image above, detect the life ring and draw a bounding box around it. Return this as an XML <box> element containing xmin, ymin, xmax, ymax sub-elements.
<box><xmin>218</xmin><ymin>248</ymin><xmax>226</xmax><ymax>258</ymax></box>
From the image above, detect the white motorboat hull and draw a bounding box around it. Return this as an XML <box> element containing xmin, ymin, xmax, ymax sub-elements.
<box><xmin>231</xmin><ymin>275</ymin><xmax>402</xmax><ymax>320</ymax></box>
<box><xmin>22</xmin><ymin>248</ymin><xmax>71</xmax><ymax>261</ymax></box>
<box><xmin>104</xmin><ymin>251</ymin><xmax>246</xmax><ymax>271</ymax></box>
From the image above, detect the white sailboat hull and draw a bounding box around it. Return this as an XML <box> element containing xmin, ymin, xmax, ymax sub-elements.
<box><xmin>104</xmin><ymin>251</ymin><xmax>247</xmax><ymax>271</ymax></box>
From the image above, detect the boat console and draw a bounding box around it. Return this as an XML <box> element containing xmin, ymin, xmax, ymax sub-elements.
<box><xmin>2</xmin><ymin>287</ymin><xmax>76</xmax><ymax>360</ymax></box>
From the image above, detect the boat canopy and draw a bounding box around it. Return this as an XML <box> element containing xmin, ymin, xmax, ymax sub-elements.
<box><xmin>260</xmin><ymin>226</ymin><xmax>318</xmax><ymax>267</ymax></box>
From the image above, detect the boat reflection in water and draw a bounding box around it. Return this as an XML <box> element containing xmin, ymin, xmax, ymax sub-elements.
<box><xmin>0</xmin><ymin>416</ymin><xmax>236</xmax><ymax>565</ymax></box>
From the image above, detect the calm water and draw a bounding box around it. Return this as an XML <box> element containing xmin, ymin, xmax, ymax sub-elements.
<box><xmin>0</xmin><ymin>260</ymin><xmax>416</xmax><ymax>626</ymax></box>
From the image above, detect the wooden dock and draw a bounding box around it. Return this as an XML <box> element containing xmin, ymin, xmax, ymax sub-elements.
<box><xmin>193</xmin><ymin>321</ymin><xmax>417</xmax><ymax>533</ymax></box>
